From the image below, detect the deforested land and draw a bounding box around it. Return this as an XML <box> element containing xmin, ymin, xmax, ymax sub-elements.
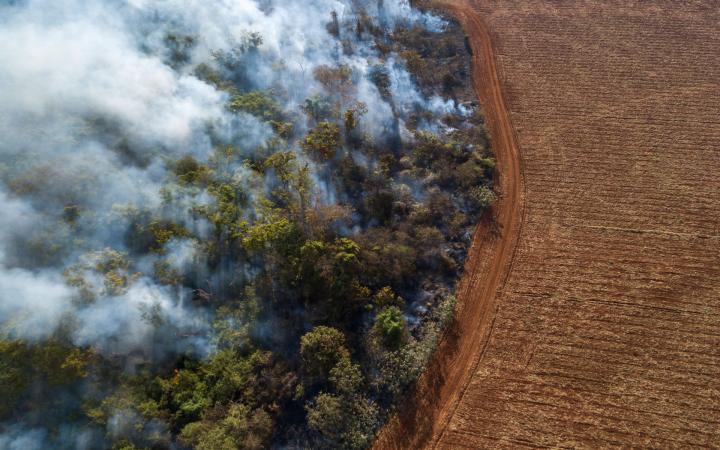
<box><xmin>377</xmin><ymin>1</ymin><xmax>720</xmax><ymax>448</ymax></box>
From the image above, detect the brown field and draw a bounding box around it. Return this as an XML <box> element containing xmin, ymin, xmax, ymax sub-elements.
<box><xmin>376</xmin><ymin>0</ymin><xmax>720</xmax><ymax>448</ymax></box>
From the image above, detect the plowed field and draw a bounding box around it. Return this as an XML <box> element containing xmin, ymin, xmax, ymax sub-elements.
<box><xmin>376</xmin><ymin>0</ymin><xmax>720</xmax><ymax>448</ymax></box>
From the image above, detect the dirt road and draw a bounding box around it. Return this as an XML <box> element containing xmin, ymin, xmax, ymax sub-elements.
<box><xmin>376</xmin><ymin>0</ymin><xmax>720</xmax><ymax>448</ymax></box>
<box><xmin>373</xmin><ymin>1</ymin><xmax>526</xmax><ymax>448</ymax></box>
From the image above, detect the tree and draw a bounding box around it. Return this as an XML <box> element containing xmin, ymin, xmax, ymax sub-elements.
<box><xmin>262</xmin><ymin>151</ymin><xmax>297</xmax><ymax>185</ymax></box>
<box><xmin>469</xmin><ymin>185</ymin><xmax>497</xmax><ymax>209</ymax></box>
<box><xmin>301</xmin><ymin>95</ymin><xmax>333</xmax><ymax>124</ymax></box>
<box><xmin>228</xmin><ymin>90</ymin><xmax>283</xmax><ymax>123</ymax></box>
<box><xmin>372</xmin><ymin>286</ymin><xmax>404</xmax><ymax>309</ymax></box>
<box><xmin>343</xmin><ymin>102</ymin><xmax>368</xmax><ymax>135</ymax></box>
<box><xmin>32</xmin><ymin>340</ymin><xmax>93</xmax><ymax>385</ymax></box>
<box><xmin>365</xmin><ymin>190</ymin><xmax>394</xmax><ymax>225</ymax></box>
<box><xmin>305</xmin><ymin>393</ymin><xmax>343</xmax><ymax>442</ymax></box>
<box><xmin>373</xmin><ymin>306</ymin><xmax>408</xmax><ymax>350</ymax></box>
<box><xmin>314</xmin><ymin>64</ymin><xmax>353</xmax><ymax>101</ymax></box>
<box><xmin>241</xmin><ymin>215</ymin><xmax>296</xmax><ymax>252</ymax></box>
<box><xmin>164</xmin><ymin>33</ymin><xmax>196</xmax><ymax>68</ymax></box>
<box><xmin>174</xmin><ymin>155</ymin><xmax>210</xmax><ymax>185</ymax></box>
<box><xmin>356</xmin><ymin>228</ymin><xmax>417</xmax><ymax>289</ymax></box>
<box><xmin>399</xmin><ymin>49</ymin><xmax>428</xmax><ymax>82</ymax></box>
<box><xmin>329</xmin><ymin>358</ymin><xmax>363</xmax><ymax>395</ymax></box>
<box><xmin>302</xmin><ymin>122</ymin><xmax>341</xmax><ymax>161</ymax></box>
<box><xmin>180</xmin><ymin>403</ymin><xmax>272</xmax><ymax>450</ymax></box>
<box><xmin>300</xmin><ymin>326</ymin><xmax>350</xmax><ymax>379</ymax></box>
<box><xmin>327</xmin><ymin>11</ymin><xmax>340</xmax><ymax>38</ymax></box>
<box><xmin>455</xmin><ymin>158</ymin><xmax>487</xmax><ymax>190</ymax></box>
<box><xmin>0</xmin><ymin>340</ymin><xmax>29</xmax><ymax>418</ymax></box>
<box><xmin>412</xmin><ymin>131</ymin><xmax>452</xmax><ymax>167</ymax></box>
<box><xmin>305</xmin><ymin>391</ymin><xmax>378</xmax><ymax>449</ymax></box>
<box><xmin>368</xmin><ymin>64</ymin><xmax>391</xmax><ymax>99</ymax></box>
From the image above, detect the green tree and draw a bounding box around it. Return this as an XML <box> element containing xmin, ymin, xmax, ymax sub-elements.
<box><xmin>372</xmin><ymin>286</ymin><xmax>404</xmax><ymax>309</ymax></box>
<box><xmin>373</xmin><ymin>306</ymin><xmax>408</xmax><ymax>350</ymax></box>
<box><xmin>32</xmin><ymin>340</ymin><xmax>93</xmax><ymax>385</ymax></box>
<box><xmin>302</xmin><ymin>122</ymin><xmax>341</xmax><ymax>161</ymax></box>
<box><xmin>300</xmin><ymin>326</ymin><xmax>350</xmax><ymax>379</ymax></box>
<box><xmin>305</xmin><ymin>391</ymin><xmax>378</xmax><ymax>449</ymax></box>
<box><xmin>241</xmin><ymin>215</ymin><xmax>297</xmax><ymax>253</ymax></box>
<box><xmin>180</xmin><ymin>403</ymin><xmax>272</xmax><ymax>450</ymax></box>
<box><xmin>228</xmin><ymin>90</ymin><xmax>283</xmax><ymax>123</ymax></box>
<box><xmin>329</xmin><ymin>358</ymin><xmax>363</xmax><ymax>395</ymax></box>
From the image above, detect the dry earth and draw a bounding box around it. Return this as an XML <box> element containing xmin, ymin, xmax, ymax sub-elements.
<box><xmin>376</xmin><ymin>0</ymin><xmax>720</xmax><ymax>448</ymax></box>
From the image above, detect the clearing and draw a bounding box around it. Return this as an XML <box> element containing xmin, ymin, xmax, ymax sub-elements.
<box><xmin>375</xmin><ymin>0</ymin><xmax>720</xmax><ymax>448</ymax></box>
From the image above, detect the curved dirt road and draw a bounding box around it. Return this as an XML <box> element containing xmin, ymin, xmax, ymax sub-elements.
<box><xmin>374</xmin><ymin>1</ymin><xmax>526</xmax><ymax>448</ymax></box>
<box><xmin>377</xmin><ymin>0</ymin><xmax>720</xmax><ymax>448</ymax></box>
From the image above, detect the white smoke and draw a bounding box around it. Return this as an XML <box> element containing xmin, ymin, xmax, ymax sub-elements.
<box><xmin>0</xmin><ymin>0</ymin><xmax>446</xmax><ymax>357</ymax></box>
<box><xmin>0</xmin><ymin>0</ymin><xmax>450</xmax><ymax>443</ymax></box>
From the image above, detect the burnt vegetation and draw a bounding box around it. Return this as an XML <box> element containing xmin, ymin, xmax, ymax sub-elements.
<box><xmin>0</xmin><ymin>4</ymin><xmax>494</xmax><ymax>450</ymax></box>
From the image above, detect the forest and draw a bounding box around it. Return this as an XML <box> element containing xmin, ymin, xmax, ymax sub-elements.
<box><xmin>0</xmin><ymin>0</ymin><xmax>494</xmax><ymax>448</ymax></box>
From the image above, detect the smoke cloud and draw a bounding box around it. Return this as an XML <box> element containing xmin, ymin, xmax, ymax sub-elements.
<box><xmin>0</xmin><ymin>0</ymin><xmax>447</xmax><ymax>352</ymax></box>
<box><xmin>0</xmin><ymin>0</ymin><xmax>464</xmax><ymax>446</ymax></box>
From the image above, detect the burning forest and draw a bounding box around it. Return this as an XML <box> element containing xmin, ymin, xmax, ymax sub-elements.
<box><xmin>0</xmin><ymin>0</ymin><xmax>494</xmax><ymax>448</ymax></box>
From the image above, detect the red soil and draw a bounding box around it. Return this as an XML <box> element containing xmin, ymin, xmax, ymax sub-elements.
<box><xmin>375</xmin><ymin>0</ymin><xmax>720</xmax><ymax>447</ymax></box>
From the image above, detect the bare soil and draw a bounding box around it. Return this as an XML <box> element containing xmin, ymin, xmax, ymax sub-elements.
<box><xmin>375</xmin><ymin>0</ymin><xmax>720</xmax><ymax>448</ymax></box>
